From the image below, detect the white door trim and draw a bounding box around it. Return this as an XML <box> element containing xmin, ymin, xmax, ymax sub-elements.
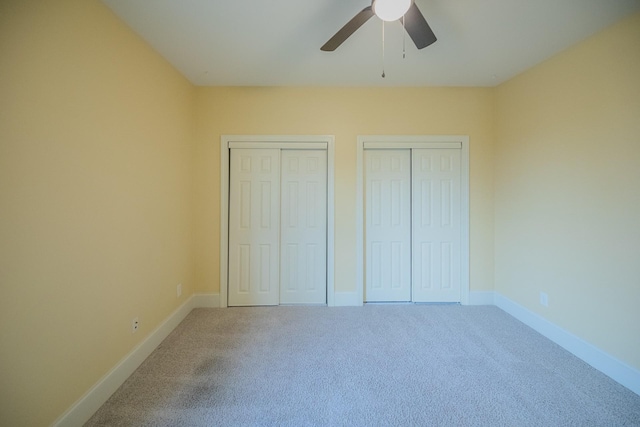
<box><xmin>356</xmin><ymin>135</ymin><xmax>470</xmax><ymax>305</ymax></box>
<box><xmin>228</xmin><ymin>142</ymin><xmax>328</xmax><ymax>149</ymax></box>
<box><xmin>220</xmin><ymin>135</ymin><xmax>335</xmax><ymax>308</ymax></box>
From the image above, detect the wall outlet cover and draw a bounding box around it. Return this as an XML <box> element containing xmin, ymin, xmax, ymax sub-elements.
<box><xmin>539</xmin><ymin>292</ymin><xmax>549</xmax><ymax>307</ymax></box>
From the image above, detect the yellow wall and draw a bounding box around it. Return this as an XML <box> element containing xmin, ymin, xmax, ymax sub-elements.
<box><xmin>0</xmin><ymin>1</ymin><xmax>194</xmax><ymax>425</ymax></box>
<box><xmin>494</xmin><ymin>13</ymin><xmax>640</xmax><ymax>370</ymax></box>
<box><xmin>194</xmin><ymin>87</ymin><xmax>495</xmax><ymax>297</ymax></box>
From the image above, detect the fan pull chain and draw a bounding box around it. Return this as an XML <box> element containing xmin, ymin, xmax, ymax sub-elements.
<box><xmin>381</xmin><ymin>20</ymin><xmax>386</xmax><ymax>78</ymax></box>
<box><xmin>402</xmin><ymin>15</ymin><xmax>406</xmax><ymax>59</ymax></box>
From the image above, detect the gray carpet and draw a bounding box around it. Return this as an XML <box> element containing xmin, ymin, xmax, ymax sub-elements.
<box><xmin>86</xmin><ymin>305</ymin><xmax>640</xmax><ymax>426</ymax></box>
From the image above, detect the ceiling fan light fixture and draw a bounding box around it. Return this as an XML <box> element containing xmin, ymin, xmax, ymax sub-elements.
<box><xmin>373</xmin><ymin>0</ymin><xmax>412</xmax><ymax>22</ymax></box>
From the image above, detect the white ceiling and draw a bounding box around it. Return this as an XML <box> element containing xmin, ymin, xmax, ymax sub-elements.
<box><xmin>101</xmin><ymin>0</ymin><xmax>640</xmax><ymax>87</ymax></box>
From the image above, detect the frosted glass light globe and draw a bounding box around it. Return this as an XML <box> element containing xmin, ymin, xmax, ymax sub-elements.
<box><xmin>373</xmin><ymin>0</ymin><xmax>412</xmax><ymax>22</ymax></box>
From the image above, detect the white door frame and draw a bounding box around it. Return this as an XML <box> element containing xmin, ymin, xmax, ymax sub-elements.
<box><xmin>356</xmin><ymin>135</ymin><xmax>470</xmax><ymax>305</ymax></box>
<box><xmin>220</xmin><ymin>135</ymin><xmax>335</xmax><ymax>307</ymax></box>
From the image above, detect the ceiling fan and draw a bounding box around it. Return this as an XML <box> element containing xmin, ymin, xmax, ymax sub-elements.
<box><xmin>321</xmin><ymin>0</ymin><xmax>437</xmax><ymax>51</ymax></box>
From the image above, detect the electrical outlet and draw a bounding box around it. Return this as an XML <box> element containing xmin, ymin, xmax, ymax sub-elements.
<box><xmin>132</xmin><ymin>317</ymin><xmax>139</xmax><ymax>333</ymax></box>
<box><xmin>177</xmin><ymin>283</ymin><xmax>182</xmax><ymax>298</ymax></box>
<box><xmin>539</xmin><ymin>292</ymin><xmax>549</xmax><ymax>307</ymax></box>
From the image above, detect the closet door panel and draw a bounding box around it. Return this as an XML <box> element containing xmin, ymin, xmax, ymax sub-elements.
<box><xmin>228</xmin><ymin>149</ymin><xmax>280</xmax><ymax>306</ymax></box>
<box><xmin>280</xmin><ymin>150</ymin><xmax>327</xmax><ymax>304</ymax></box>
<box><xmin>364</xmin><ymin>150</ymin><xmax>411</xmax><ymax>302</ymax></box>
<box><xmin>412</xmin><ymin>149</ymin><xmax>461</xmax><ymax>302</ymax></box>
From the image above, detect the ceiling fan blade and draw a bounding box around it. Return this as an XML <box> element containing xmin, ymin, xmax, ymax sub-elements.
<box><xmin>404</xmin><ymin>2</ymin><xmax>437</xmax><ymax>49</ymax></box>
<box><xmin>321</xmin><ymin>6</ymin><xmax>375</xmax><ymax>51</ymax></box>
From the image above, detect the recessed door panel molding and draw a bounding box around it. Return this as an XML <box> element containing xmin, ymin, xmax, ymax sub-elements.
<box><xmin>364</xmin><ymin>149</ymin><xmax>412</xmax><ymax>302</ymax></box>
<box><xmin>357</xmin><ymin>136</ymin><xmax>470</xmax><ymax>306</ymax></box>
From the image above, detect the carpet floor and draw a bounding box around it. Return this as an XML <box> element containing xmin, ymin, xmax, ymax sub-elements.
<box><xmin>86</xmin><ymin>305</ymin><xmax>640</xmax><ymax>426</ymax></box>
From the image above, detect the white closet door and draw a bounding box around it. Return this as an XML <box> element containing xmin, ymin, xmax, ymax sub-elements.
<box><xmin>228</xmin><ymin>149</ymin><xmax>280</xmax><ymax>306</ymax></box>
<box><xmin>280</xmin><ymin>150</ymin><xmax>327</xmax><ymax>304</ymax></box>
<box><xmin>365</xmin><ymin>150</ymin><xmax>411</xmax><ymax>302</ymax></box>
<box><xmin>412</xmin><ymin>148</ymin><xmax>461</xmax><ymax>302</ymax></box>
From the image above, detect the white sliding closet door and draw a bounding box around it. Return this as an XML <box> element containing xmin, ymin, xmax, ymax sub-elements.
<box><xmin>280</xmin><ymin>150</ymin><xmax>327</xmax><ymax>304</ymax></box>
<box><xmin>228</xmin><ymin>149</ymin><xmax>280</xmax><ymax>306</ymax></box>
<box><xmin>364</xmin><ymin>150</ymin><xmax>411</xmax><ymax>302</ymax></box>
<box><xmin>228</xmin><ymin>146</ymin><xmax>327</xmax><ymax>306</ymax></box>
<box><xmin>363</xmin><ymin>145</ymin><xmax>462</xmax><ymax>303</ymax></box>
<box><xmin>412</xmin><ymin>149</ymin><xmax>462</xmax><ymax>302</ymax></box>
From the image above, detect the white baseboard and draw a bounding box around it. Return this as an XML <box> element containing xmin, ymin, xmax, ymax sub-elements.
<box><xmin>467</xmin><ymin>291</ymin><xmax>495</xmax><ymax>305</ymax></box>
<box><xmin>192</xmin><ymin>293</ymin><xmax>220</xmax><ymax>308</ymax></box>
<box><xmin>333</xmin><ymin>291</ymin><xmax>362</xmax><ymax>307</ymax></box>
<box><xmin>52</xmin><ymin>296</ymin><xmax>196</xmax><ymax>427</ymax></box>
<box><xmin>494</xmin><ymin>292</ymin><xmax>640</xmax><ymax>396</ymax></box>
